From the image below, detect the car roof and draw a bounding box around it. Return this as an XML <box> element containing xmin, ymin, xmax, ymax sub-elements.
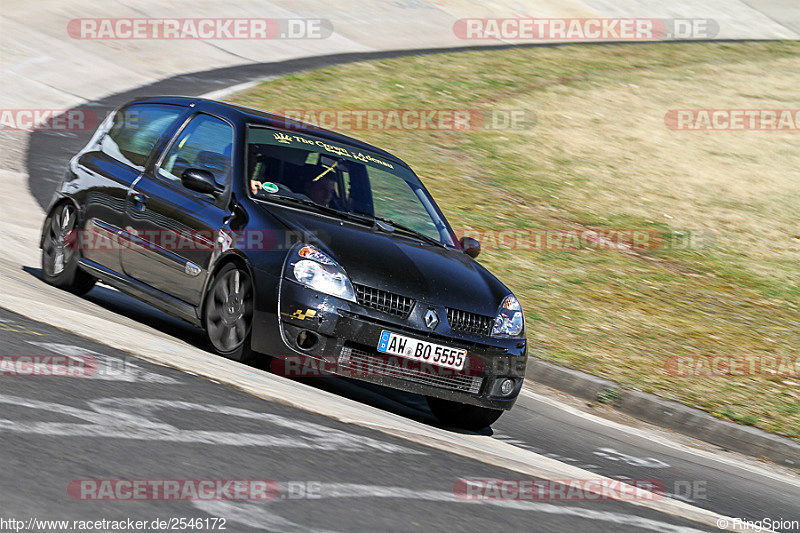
<box><xmin>124</xmin><ymin>96</ymin><xmax>410</xmax><ymax>169</ymax></box>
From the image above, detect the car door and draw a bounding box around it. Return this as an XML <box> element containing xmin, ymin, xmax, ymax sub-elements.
<box><xmin>121</xmin><ymin>112</ymin><xmax>236</xmax><ymax>305</ymax></box>
<box><xmin>76</xmin><ymin>103</ymin><xmax>185</xmax><ymax>273</ymax></box>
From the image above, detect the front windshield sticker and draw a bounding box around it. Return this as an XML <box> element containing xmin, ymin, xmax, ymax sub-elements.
<box><xmin>271</xmin><ymin>131</ymin><xmax>394</xmax><ymax>170</ymax></box>
<box><xmin>250</xmin><ymin>180</ymin><xmax>279</xmax><ymax>195</ymax></box>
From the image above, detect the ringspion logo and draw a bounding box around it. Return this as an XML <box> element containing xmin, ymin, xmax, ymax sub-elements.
<box><xmin>67</xmin><ymin>18</ymin><xmax>333</xmax><ymax>40</ymax></box>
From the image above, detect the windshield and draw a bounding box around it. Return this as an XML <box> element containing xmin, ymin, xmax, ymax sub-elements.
<box><xmin>246</xmin><ymin>125</ymin><xmax>456</xmax><ymax>246</ymax></box>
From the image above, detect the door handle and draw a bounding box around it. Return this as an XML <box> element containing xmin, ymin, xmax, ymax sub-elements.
<box><xmin>131</xmin><ymin>193</ymin><xmax>147</xmax><ymax>211</ymax></box>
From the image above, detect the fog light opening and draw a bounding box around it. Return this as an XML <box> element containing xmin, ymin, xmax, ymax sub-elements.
<box><xmin>296</xmin><ymin>330</ymin><xmax>318</xmax><ymax>350</ymax></box>
<box><xmin>499</xmin><ymin>378</ymin><xmax>515</xmax><ymax>396</ymax></box>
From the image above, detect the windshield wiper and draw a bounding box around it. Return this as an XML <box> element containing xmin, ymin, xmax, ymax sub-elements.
<box><xmin>255</xmin><ymin>194</ymin><xmax>375</xmax><ymax>226</ymax></box>
<box><xmin>368</xmin><ymin>215</ymin><xmax>448</xmax><ymax>248</ymax></box>
<box><xmin>256</xmin><ymin>195</ymin><xmax>447</xmax><ymax>248</ymax></box>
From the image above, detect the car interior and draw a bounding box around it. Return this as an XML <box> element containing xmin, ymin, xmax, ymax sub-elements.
<box><xmin>248</xmin><ymin>143</ymin><xmax>375</xmax><ymax>215</ymax></box>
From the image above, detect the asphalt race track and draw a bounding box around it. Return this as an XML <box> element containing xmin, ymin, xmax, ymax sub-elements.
<box><xmin>1</xmin><ymin>304</ymin><xmax>798</xmax><ymax>532</ymax></box>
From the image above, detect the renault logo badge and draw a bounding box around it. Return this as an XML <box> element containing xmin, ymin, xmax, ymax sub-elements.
<box><xmin>424</xmin><ymin>309</ymin><xmax>439</xmax><ymax>329</ymax></box>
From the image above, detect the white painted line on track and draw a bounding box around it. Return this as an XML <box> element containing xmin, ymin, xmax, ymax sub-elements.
<box><xmin>200</xmin><ymin>80</ymin><xmax>269</xmax><ymax>102</ymax></box>
<box><xmin>519</xmin><ymin>389</ymin><xmax>800</xmax><ymax>489</ymax></box>
<box><xmin>0</xmin><ymin>394</ymin><xmax>422</xmax><ymax>454</ymax></box>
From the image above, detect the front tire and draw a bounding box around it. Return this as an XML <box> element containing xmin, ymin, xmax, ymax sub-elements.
<box><xmin>203</xmin><ymin>263</ymin><xmax>255</xmax><ymax>363</ymax></box>
<box><xmin>41</xmin><ymin>202</ymin><xmax>96</xmax><ymax>295</ymax></box>
<box><xmin>427</xmin><ymin>396</ymin><xmax>504</xmax><ymax>430</ymax></box>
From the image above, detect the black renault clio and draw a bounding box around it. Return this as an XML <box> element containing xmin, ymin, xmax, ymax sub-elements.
<box><xmin>40</xmin><ymin>97</ymin><xmax>527</xmax><ymax>429</ymax></box>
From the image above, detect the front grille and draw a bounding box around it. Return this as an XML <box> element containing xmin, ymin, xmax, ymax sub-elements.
<box><xmin>354</xmin><ymin>284</ymin><xmax>415</xmax><ymax>318</ymax></box>
<box><xmin>340</xmin><ymin>346</ymin><xmax>483</xmax><ymax>394</ymax></box>
<box><xmin>447</xmin><ymin>308</ymin><xmax>494</xmax><ymax>337</ymax></box>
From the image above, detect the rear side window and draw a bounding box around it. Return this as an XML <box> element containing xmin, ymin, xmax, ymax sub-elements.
<box><xmin>100</xmin><ymin>104</ymin><xmax>183</xmax><ymax>170</ymax></box>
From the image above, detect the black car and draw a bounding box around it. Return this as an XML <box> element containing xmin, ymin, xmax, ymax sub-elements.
<box><xmin>39</xmin><ymin>97</ymin><xmax>527</xmax><ymax>429</ymax></box>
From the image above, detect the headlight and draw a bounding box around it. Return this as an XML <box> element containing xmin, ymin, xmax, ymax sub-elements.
<box><xmin>492</xmin><ymin>295</ymin><xmax>524</xmax><ymax>337</ymax></box>
<box><xmin>287</xmin><ymin>244</ymin><xmax>356</xmax><ymax>302</ymax></box>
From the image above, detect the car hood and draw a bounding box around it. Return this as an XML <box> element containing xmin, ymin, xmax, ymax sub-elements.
<box><xmin>262</xmin><ymin>204</ymin><xmax>511</xmax><ymax>316</ymax></box>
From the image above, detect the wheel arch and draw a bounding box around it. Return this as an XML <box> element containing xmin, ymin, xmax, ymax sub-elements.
<box><xmin>198</xmin><ymin>250</ymin><xmax>255</xmax><ymax>322</ymax></box>
<box><xmin>39</xmin><ymin>196</ymin><xmax>82</xmax><ymax>249</ymax></box>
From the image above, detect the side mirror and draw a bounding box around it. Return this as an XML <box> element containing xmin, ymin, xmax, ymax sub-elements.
<box><xmin>459</xmin><ymin>236</ymin><xmax>481</xmax><ymax>258</ymax></box>
<box><xmin>181</xmin><ymin>168</ymin><xmax>223</xmax><ymax>197</ymax></box>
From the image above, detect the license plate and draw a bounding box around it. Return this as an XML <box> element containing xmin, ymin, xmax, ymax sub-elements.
<box><xmin>377</xmin><ymin>330</ymin><xmax>466</xmax><ymax>371</ymax></box>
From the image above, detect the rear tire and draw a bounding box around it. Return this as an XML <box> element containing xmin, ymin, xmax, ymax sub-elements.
<box><xmin>426</xmin><ymin>396</ymin><xmax>504</xmax><ymax>430</ymax></box>
<box><xmin>41</xmin><ymin>202</ymin><xmax>96</xmax><ymax>296</ymax></box>
<box><xmin>203</xmin><ymin>262</ymin><xmax>255</xmax><ymax>363</ymax></box>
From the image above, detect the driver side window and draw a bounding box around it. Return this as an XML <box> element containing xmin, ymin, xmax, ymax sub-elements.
<box><xmin>159</xmin><ymin>114</ymin><xmax>234</xmax><ymax>188</ymax></box>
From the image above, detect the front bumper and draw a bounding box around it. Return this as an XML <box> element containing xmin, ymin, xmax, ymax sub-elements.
<box><xmin>262</xmin><ymin>278</ymin><xmax>527</xmax><ymax>410</ymax></box>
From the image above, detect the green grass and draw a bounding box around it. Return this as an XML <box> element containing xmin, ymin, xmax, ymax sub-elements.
<box><xmin>229</xmin><ymin>41</ymin><xmax>800</xmax><ymax>440</ymax></box>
